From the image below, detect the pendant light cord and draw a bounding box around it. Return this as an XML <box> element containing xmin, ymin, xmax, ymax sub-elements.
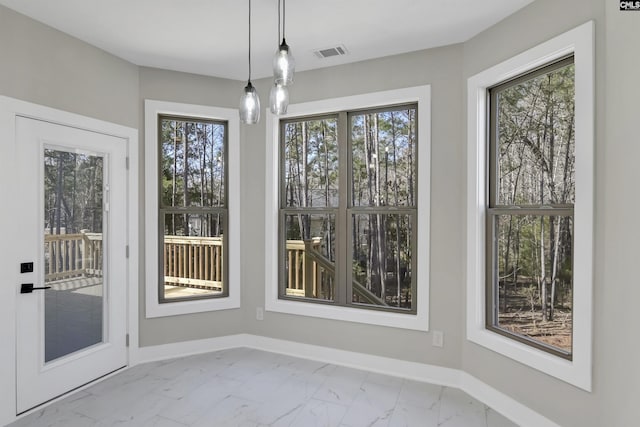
<box><xmin>248</xmin><ymin>0</ymin><xmax>252</xmax><ymax>82</ymax></box>
<box><xmin>277</xmin><ymin>0</ymin><xmax>281</xmax><ymax>42</ymax></box>
<box><xmin>282</xmin><ymin>0</ymin><xmax>286</xmax><ymax>40</ymax></box>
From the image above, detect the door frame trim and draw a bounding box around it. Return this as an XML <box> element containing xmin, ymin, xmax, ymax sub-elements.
<box><xmin>0</xmin><ymin>96</ymin><xmax>139</xmax><ymax>426</ymax></box>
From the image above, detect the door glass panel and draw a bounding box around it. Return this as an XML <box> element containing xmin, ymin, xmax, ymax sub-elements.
<box><xmin>43</xmin><ymin>149</ymin><xmax>105</xmax><ymax>363</ymax></box>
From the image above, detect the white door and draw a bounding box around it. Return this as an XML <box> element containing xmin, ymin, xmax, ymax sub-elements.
<box><xmin>15</xmin><ymin>117</ymin><xmax>128</xmax><ymax>414</ymax></box>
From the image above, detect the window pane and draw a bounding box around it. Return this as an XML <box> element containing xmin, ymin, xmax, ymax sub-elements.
<box><xmin>283</xmin><ymin>213</ymin><xmax>335</xmax><ymax>301</ymax></box>
<box><xmin>494</xmin><ymin>214</ymin><xmax>573</xmax><ymax>354</ymax></box>
<box><xmin>351</xmin><ymin>213</ymin><xmax>413</xmax><ymax>309</ymax></box>
<box><xmin>283</xmin><ymin>118</ymin><xmax>338</xmax><ymax>208</ymax></box>
<box><xmin>160</xmin><ymin>118</ymin><xmax>226</xmax><ymax>208</ymax></box>
<box><xmin>351</xmin><ymin>108</ymin><xmax>417</xmax><ymax>207</ymax></box>
<box><xmin>496</xmin><ymin>63</ymin><xmax>575</xmax><ymax>206</ymax></box>
<box><xmin>162</xmin><ymin>212</ymin><xmax>225</xmax><ymax>300</ymax></box>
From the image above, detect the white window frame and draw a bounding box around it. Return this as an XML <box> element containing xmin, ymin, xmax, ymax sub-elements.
<box><xmin>466</xmin><ymin>22</ymin><xmax>594</xmax><ymax>391</ymax></box>
<box><xmin>144</xmin><ymin>100</ymin><xmax>240</xmax><ymax>318</ymax></box>
<box><xmin>265</xmin><ymin>86</ymin><xmax>431</xmax><ymax>331</ymax></box>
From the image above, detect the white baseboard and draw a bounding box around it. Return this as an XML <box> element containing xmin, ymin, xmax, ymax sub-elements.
<box><xmin>132</xmin><ymin>334</ymin><xmax>250</xmax><ymax>364</ymax></box>
<box><xmin>246</xmin><ymin>335</ymin><xmax>462</xmax><ymax>388</ymax></box>
<box><xmin>133</xmin><ymin>334</ymin><xmax>559</xmax><ymax>427</ymax></box>
<box><xmin>460</xmin><ymin>373</ymin><xmax>560</xmax><ymax>427</ymax></box>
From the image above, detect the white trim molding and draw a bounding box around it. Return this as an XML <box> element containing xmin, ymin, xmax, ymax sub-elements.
<box><xmin>144</xmin><ymin>100</ymin><xmax>241</xmax><ymax>318</ymax></box>
<box><xmin>264</xmin><ymin>86</ymin><xmax>431</xmax><ymax>331</ymax></box>
<box><xmin>466</xmin><ymin>21</ymin><xmax>595</xmax><ymax>391</ymax></box>
<box><xmin>133</xmin><ymin>334</ymin><xmax>560</xmax><ymax>427</ymax></box>
<box><xmin>0</xmin><ymin>96</ymin><xmax>138</xmax><ymax>427</ymax></box>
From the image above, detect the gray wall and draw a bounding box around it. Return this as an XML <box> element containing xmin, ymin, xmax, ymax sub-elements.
<box><xmin>0</xmin><ymin>6</ymin><xmax>138</xmax><ymax>128</ymax></box>
<box><xmin>242</xmin><ymin>44</ymin><xmax>465</xmax><ymax>367</ymax></box>
<box><xmin>601</xmin><ymin>1</ymin><xmax>640</xmax><ymax>425</ymax></box>
<box><xmin>137</xmin><ymin>67</ymin><xmax>247</xmax><ymax>345</ymax></box>
<box><xmin>4</xmin><ymin>1</ymin><xmax>640</xmax><ymax>425</ymax></box>
<box><xmin>138</xmin><ymin>44</ymin><xmax>466</xmax><ymax>368</ymax></box>
<box><xmin>460</xmin><ymin>1</ymin><xmax>639</xmax><ymax>426</ymax></box>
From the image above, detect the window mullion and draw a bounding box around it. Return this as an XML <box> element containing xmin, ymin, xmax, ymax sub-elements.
<box><xmin>349</xmin><ymin>207</ymin><xmax>416</xmax><ymax>214</ymax></box>
<box><xmin>488</xmin><ymin>207</ymin><xmax>574</xmax><ymax>216</ymax></box>
<box><xmin>336</xmin><ymin>111</ymin><xmax>349</xmax><ymax>306</ymax></box>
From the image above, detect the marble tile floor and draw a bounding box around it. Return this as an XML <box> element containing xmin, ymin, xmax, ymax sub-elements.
<box><xmin>8</xmin><ymin>348</ymin><xmax>519</xmax><ymax>427</ymax></box>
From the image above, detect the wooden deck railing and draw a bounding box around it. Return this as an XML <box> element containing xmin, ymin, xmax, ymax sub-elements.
<box><xmin>44</xmin><ymin>233</ymin><xmax>224</xmax><ymax>291</ymax></box>
<box><xmin>285</xmin><ymin>238</ymin><xmax>334</xmax><ymax>300</ymax></box>
<box><xmin>163</xmin><ymin>235</ymin><xmax>223</xmax><ymax>291</ymax></box>
<box><xmin>285</xmin><ymin>238</ymin><xmax>387</xmax><ymax>306</ymax></box>
<box><xmin>44</xmin><ymin>232</ymin><xmax>103</xmax><ymax>282</ymax></box>
<box><xmin>44</xmin><ymin>232</ymin><xmax>385</xmax><ymax>306</ymax></box>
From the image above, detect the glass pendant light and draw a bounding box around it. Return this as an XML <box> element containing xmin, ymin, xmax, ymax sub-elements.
<box><xmin>273</xmin><ymin>0</ymin><xmax>295</xmax><ymax>86</ymax></box>
<box><xmin>239</xmin><ymin>0</ymin><xmax>260</xmax><ymax>124</ymax></box>
<box><xmin>239</xmin><ymin>81</ymin><xmax>260</xmax><ymax>124</ymax></box>
<box><xmin>269</xmin><ymin>83</ymin><xmax>289</xmax><ymax>115</ymax></box>
<box><xmin>270</xmin><ymin>0</ymin><xmax>289</xmax><ymax>115</ymax></box>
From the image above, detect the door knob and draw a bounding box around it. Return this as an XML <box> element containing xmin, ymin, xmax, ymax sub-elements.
<box><xmin>20</xmin><ymin>283</ymin><xmax>51</xmax><ymax>294</ymax></box>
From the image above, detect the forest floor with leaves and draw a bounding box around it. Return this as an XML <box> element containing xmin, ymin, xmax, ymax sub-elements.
<box><xmin>497</xmin><ymin>291</ymin><xmax>573</xmax><ymax>352</ymax></box>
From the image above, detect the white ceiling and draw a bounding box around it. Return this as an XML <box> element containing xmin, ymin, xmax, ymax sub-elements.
<box><xmin>0</xmin><ymin>0</ymin><xmax>534</xmax><ymax>81</ymax></box>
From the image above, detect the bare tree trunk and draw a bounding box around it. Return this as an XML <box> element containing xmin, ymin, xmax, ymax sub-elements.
<box><xmin>539</xmin><ymin>217</ymin><xmax>547</xmax><ymax>321</ymax></box>
<box><xmin>364</xmin><ymin>116</ymin><xmax>374</xmax><ymax>291</ymax></box>
<box><xmin>406</xmin><ymin>110</ymin><xmax>415</xmax><ymax>297</ymax></box>
<box><xmin>539</xmin><ymin>129</ymin><xmax>548</xmax><ymax>322</ymax></box>
<box><xmin>391</xmin><ymin>112</ymin><xmax>402</xmax><ymax>306</ymax></box>
<box><xmin>373</xmin><ymin>115</ymin><xmax>386</xmax><ymax>301</ymax></box>
<box><xmin>55</xmin><ymin>153</ymin><xmax>64</xmax><ymax>234</ymax></box>
<box><xmin>293</xmin><ymin>124</ymin><xmax>304</xmax><ymax>235</ymax></box>
<box><xmin>558</xmin><ymin>108</ymin><xmax>575</xmax><ymax>309</ymax></box>
<box><xmin>407</xmin><ymin>110</ymin><xmax>415</xmax><ymax>206</ymax></box>
<box><xmin>70</xmin><ymin>154</ymin><xmax>77</xmax><ymax>233</ymax></box>
<box><xmin>199</xmin><ymin>125</ymin><xmax>205</xmax><ymax>236</ymax></box>
<box><xmin>183</xmin><ymin>122</ymin><xmax>189</xmax><ymax>234</ymax></box>
<box><xmin>302</xmin><ymin>122</ymin><xmax>309</xmax><ymax>237</ymax></box>
<box><xmin>172</xmin><ymin>121</ymin><xmax>178</xmax><ymax>235</ymax></box>
<box><xmin>322</xmin><ymin>122</ymin><xmax>332</xmax><ymax>257</ymax></box>
<box><xmin>550</xmin><ymin>218</ymin><xmax>561</xmax><ymax>320</ymax></box>
<box><xmin>538</xmin><ymin>81</ymin><xmax>553</xmax><ymax>323</ymax></box>
<box><xmin>89</xmin><ymin>157</ymin><xmax>98</xmax><ymax>232</ymax></box>
<box><xmin>217</xmin><ymin>128</ymin><xmax>223</xmax><ymax>235</ymax></box>
<box><xmin>503</xmin><ymin>143</ymin><xmax>526</xmax><ymax>312</ymax></box>
<box><xmin>352</xmin><ymin>133</ymin><xmax>360</xmax><ymax>269</ymax></box>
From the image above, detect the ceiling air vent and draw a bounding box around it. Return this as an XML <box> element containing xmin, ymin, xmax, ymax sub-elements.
<box><xmin>314</xmin><ymin>45</ymin><xmax>348</xmax><ymax>59</ymax></box>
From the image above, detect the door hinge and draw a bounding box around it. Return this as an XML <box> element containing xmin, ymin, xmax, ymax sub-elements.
<box><xmin>126</xmin><ymin>245</ymin><xmax>129</xmax><ymax>258</ymax></box>
<box><xmin>126</xmin><ymin>333</ymin><xmax>130</xmax><ymax>347</ymax></box>
<box><xmin>125</xmin><ymin>157</ymin><xmax>130</xmax><ymax>170</ymax></box>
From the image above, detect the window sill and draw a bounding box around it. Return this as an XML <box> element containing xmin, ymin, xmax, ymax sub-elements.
<box><xmin>265</xmin><ymin>294</ymin><xmax>429</xmax><ymax>332</ymax></box>
<box><xmin>466</xmin><ymin>327</ymin><xmax>587</xmax><ymax>389</ymax></box>
<box><xmin>146</xmin><ymin>294</ymin><xmax>240</xmax><ymax>318</ymax></box>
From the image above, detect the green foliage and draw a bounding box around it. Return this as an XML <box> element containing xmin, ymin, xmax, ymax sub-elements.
<box><xmin>160</xmin><ymin>117</ymin><xmax>226</xmax><ymax>237</ymax></box>
<box><xmin>44</xmin><ymin>150</ymin><xmax>103</xmax><ymax>234</ymax></box>
<box><xmin>160</xmin><ymin>118</ymin><xmax>225</xmax><ymax>209</ymax></box>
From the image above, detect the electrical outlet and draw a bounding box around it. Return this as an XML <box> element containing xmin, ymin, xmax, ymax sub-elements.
<box><xmin>432</xmin><ymin>330</ymin><xmax>444</xmax><ymax>348</ymax></box>
<box><xmin>256</xmin><ymin>307</ymin><xmax>264</xmax><ymax>321</ymax></box>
